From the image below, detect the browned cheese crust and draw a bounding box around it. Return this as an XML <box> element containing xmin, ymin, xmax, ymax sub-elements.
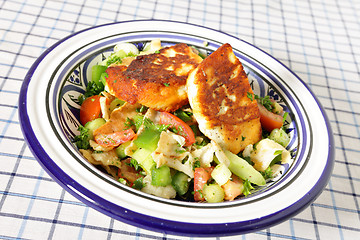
<box><xmin>106</xmin><ymin>43</ymin><xmax>203</xmax><ymax>112</ymax></box>
<box><xmin>187</xmin><ymin>43</ymin><xmax>262</xmax><ymax>154</ymax></box>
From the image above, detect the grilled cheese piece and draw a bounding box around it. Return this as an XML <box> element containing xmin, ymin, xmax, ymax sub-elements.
<box><xmin>106</xmin><ymin>43</ymin><xmax>203</xmax><ymax>112</ymax></box>
<box><xmin>187</xmin><ymin>43</ymin><xmax>262</xmax><ymax>154</ymax></box>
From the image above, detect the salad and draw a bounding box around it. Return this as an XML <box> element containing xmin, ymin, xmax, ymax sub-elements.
<box><xmin>73</xmin><ymin>40</ymin><xmax>293</xmax><ymax>203</ymax></box>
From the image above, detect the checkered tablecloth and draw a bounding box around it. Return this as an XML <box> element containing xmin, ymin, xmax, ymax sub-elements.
<box><xmin>0</xmin><ymin>0</ymin><xmax>359</xmax><ymax>239</ymax></box>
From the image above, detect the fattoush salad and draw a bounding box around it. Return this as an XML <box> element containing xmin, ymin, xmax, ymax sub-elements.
<box><xmin>73</xmin><ymin>39</ymin><xmax>293</xmax><ymax>202</ymax></box>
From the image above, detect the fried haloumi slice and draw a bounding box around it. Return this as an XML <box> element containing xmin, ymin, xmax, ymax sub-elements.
<box><xmin>187</xmin><ymin>43</ymin><xmax>262</xmax><ymax>154</ymax></box>
<box><xmin>106</xmin><ymin>43</ymin><xmax>203</xmax><ymax>112</ymax></box>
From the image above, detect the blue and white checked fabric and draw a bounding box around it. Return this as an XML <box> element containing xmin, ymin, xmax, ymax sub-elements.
<box><xmin>0</xmin><ymin>0</ymin><xmax>359</xmax><ymax>239</ymax></box>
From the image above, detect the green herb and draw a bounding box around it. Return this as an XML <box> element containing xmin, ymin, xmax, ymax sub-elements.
<box><xmin>118</xmin><ymin>178</ymin><xmax>127</xmax><ymax>185</ymax></box>
<box><xmin>257</xmin><ymin>95</ymin><xmax>274</xmax><ymax>111</ymax></box>
<box><xmin>78</xmin><ymin>81</ymin><xmax>104</xmax><ymax>104</ymax></box>
<box><xmin>247</xmin><ymin>92</ymin><xmax>275</xmax><ymax>112</ymax></box>
<box><xmin>243</xmin><ymin>179</ymin><xmax>254</xmax><ymax>196</ymax></box>
<box><xmin>136</xmin><ymin>105</ymin><xmax>148</xmax><ymax>113</ymax></box>
<box><xmin>241</xmin><ymin>136</ymin><xmax>246</xmax><ymax>141</ymax></box>
<box><xmin>129</xmin><ymin>158</ymin><xmax>141</xmax><ymax>171</ymax></box>
<box><xmin>106</xmin><ymin>54</ymin><xmax>123</xmax><ymax>66</ymax></box>
<box><xmin>73</xmin><ymin>126</ymin><xmax>90</xmax><ymax>149</ymax></box>
<box><xmin>175</xmin><ymin>148</ymin><xmax>186</xmax><ymax>154</ymax></box>
<box><xmin>247</xmin><ymin>92</ymin><xmax>254</xmax><ymax>101</ymax></box>
<box><xmin>156</xmin><ymin>124</ymin><xmax>171</xmax><ymax>132</ymax></box>
<box><xmin>132</xmin><ymin>177</ymin><xmax>145</xmax><ymax>190</ymax></box>
<box><xmin>155</xmin><ymin>50</ymin><xmax>160</xmax><ymax>54</ymax></box>
<box><xmin>194</xmin><ymin>138</ymin><xmax>209</xmax><ymax>149</ymax></box>
<box><xmin>93</xmin><ymin>150</ymin><xmax>104</xmax><ymax>154</ymax></box>
<box><xmin>163</xmin><ymin>83</ymin><xmax>170</xmax><ymax>87</ymax></box>
<box><xmin>174</xmin><ymin>109</ymin><xmax>193</xmax><ymax>122</ymax></box>
<box><xmin>282</xmin><ymin>111</ymin><xmax>289</xmax><ymax>124</ymax></box>
<box><xmin>171</xmin><ymin>127</ymin><xmax>179</xmax><ymax>134</ymax></box>
<box><xmin>261</xmin><ymin>167</ymin><xmax>273</xmax><ymax>179</ymax></box>
<box><xmin>193</xmin><ymin>160</ymin><xmax>201</xmax><ymax>170</ymax></box>
<box><xmin>124</xmin><ymin>117</ymin><xmax>135</xmax><ymax>129</ymax></box>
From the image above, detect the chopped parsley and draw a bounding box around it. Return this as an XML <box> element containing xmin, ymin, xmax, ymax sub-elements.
<box><xmin>247</xmin><ymin>92</ymin><xmax>275</xmax><ymax>112</ymax></box>
<box><xmin>128</xmin><ymin>158</ymin><xmax>142</xmax><ymax>171</ymax></box>
<box><xmin>261</xmin><ymin>167</ymin><xmax>273</xmax><ymax>179</ymax></box>
<box><xmin>133</xmin><ymin>177</ymin><xmax>145</xmax><ymax>190</ymax></box>
<box><xmin>243</xmin><ymin>179</ymin><xmax>255</xmax><ymax>196</ymax></box>
<box><xmin>174</xmin><ymin>109</ymin><xmax>193</xmax><ymax>122</ymax></box>
<box><xmin>73</xmin><ymin>126</ymin><xmax>90</xmax><ymax>149</ymax></box>
<box><xmin>193</xmin><ymin>160</ymin><xmax>201</xmax><ymax>170</ymax></box>
<box><xmin>78</xmin><ymin>81</ymin><xmax>104</xmax><ymax>105</ymax></box>
<box><xmin>124</xmin><ymin>117</ymin><xmax>135</xmax><ymax>129</ymax></box>
<box><xmin>136</xmin><ymin>105</ymin><xmax>148</xmax><ymax>113</ymax></box>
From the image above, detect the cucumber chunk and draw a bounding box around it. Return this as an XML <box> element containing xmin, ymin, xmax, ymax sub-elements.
<box><xmin>172</xmin><ymin>171</ymin><xmax>190</xmax><ymax>195</ymax></box>
<box><xmin>203</xmin><ymin>184</ymin><xmax>225</xmax><ymax>203</ymax></box>
<box><xmin>134</xmin><ymin>128</ymin><xmax>161</xmax><ymax>152</ymax></box>
<box><xmin>225</xmin><ymin>150</ymin><xmax>266</xmax><ymax>186</ymax></box>
<box><xmin>151</xmin><ymin>165</ymin><xmax>172</xmax><ymax>187</ymax></box>
<box><xmin>132</xmin><ymin>148</ymin><xmax>155</xmax><ymax>174</ymax></box>
<box><xmin>91</xmin><ymin>65</ymin><xmax>107</xmax><ymax>86</ymax></box>
<box><xmin>84</xmin><ymin>118</ymin><xmax>106</xmax><ymax>139</ymax></box>
<box><xmin>115</xmin><ymin>141</ymin><xmax>131</xmax><ymax>159</ymax></box>
<box><xmin>269</xmin><ymin>128</ymin><xmax>290</xmax><ymax>147</ymax></box>
<box><xmin>109</xmin><ymin>98</ymin><xmax>125</xmax><ymax>112</ymax></box>
<box><xmin>133</xmin><ymin>114</ymin><xmax>144</xmax><ymax>132</ymax></box>
<box><xmin>211</xmin><ymin>163</ymin><xmax>232</xmax><ymax>186</ymax></box>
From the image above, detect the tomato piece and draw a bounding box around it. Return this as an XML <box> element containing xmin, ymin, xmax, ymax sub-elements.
<box><xmin>80</xmin><ymin>95</ymin><xmax>102</xmax><ymax>125</ymax></box>
<box><xmin>159</xmin><ymin>112</ymin><xmax>196</xmax><ymax>146</ymax></box>
<box><xmin>94</xmin><ymin>129</ymin><xmax>136</xmax><ymax>147</ymax></box>
<box><xmin>194</xmin><ymin>167</ymin><xmax>214</xmax><ymax>202</ymax></box>
<box><xmin>257</xmin><ymin>103</ymin><xmax>283</xmax><ymax>132</ymax></box>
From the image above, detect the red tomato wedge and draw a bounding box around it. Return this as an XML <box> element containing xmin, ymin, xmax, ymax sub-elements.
<box><xmin>159</xmin><ymin>112</ymin><xmax>196</xmax><ymax>146</ymax></box>
<box><xmin>80</xmin><ymin>95</ymin><xmax>102</xmax><ymax>126</ymax></box>
<box><xmin>94</xmin><ymin>129</ymin><xmax>136</xmax><ymax>148</ymax></box>
<box><xmin>194</xmin><ymin>167</ymin><xmax>214</xmax><ymax>202</ymax></box>
<box><xmin>257</xmin><ymin>103</ymin><xmax>283</xmax><ymax>132</ymax></box>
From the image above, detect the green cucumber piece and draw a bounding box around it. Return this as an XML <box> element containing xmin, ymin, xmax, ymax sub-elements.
<box><xmin>91</xmin><ymin>65</ymin><xmax>107</xmax><ymax>86</ymax></box>
<box><xmin>225</xmin><ymin>150</ymin><xmax>266</xmax><ymax>186</ymax></box>
<box><xmin>269</xmin><ymin>128</ymin><xmax>290</xmax><ymax>147</ymax></box>
<box><xmin>109</xmin><ymin>98</ymin><xmax>125</xmax><ymax>112</ymax></box>
<box><xmin>115</xmin><ymin>141</ymin><xmax>131</xmax><ymax>159</ymax></box>
<box><xmin>151</xmin><ymin>165</ymin><xmax>172</xmax><ymax>187</ymax></box>
<box><xmin>171</xmin><ymin>171</ymin><xmax>190</xmax><ymax>195</ymax></box>
<box><xmin>133</xmin><ymin>128</ymin><xmax>161</xmax><ymax>152</ymax></box>
<box><xmin>133</xmin><ymin>114</ymin><xmax>144</xmax><ymax>132</ymax></box>
<box><xmin>84</xmin><ymin>118</ymin><xmax>106</xmax><ymax>139</ymax></box>
<box><xmin>203</xmin><ymin>184</ymin><xmax>224</xmax><ymax>203</ymax></box>
<box><xmin>211</xmin><ymin>163</ymin><xmax>232</xmax><ymax>186</ymax></box>
<box><xmin>132</xmin><ymin>148</ymin><xmax>155</xmax><ymax>174</ymax></box>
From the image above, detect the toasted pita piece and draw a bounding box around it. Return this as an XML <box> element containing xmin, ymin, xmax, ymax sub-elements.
<box><xmin>93</xmin><ymin>102</ymin><xmax>141</xmax><ymax>136</ymax></box>
<box><xmin>187</xmin><ymin>43</ymin><xmax>262</xmax><ymax>154</ymax></box>
<box><xmin>106</xmin><ymin>43</ymin><xmax>203</xmax><ymax>112</ymax></box>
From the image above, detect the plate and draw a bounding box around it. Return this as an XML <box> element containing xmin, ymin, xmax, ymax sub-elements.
<box><xmin>19</xmin><ymin>20</ymin><xmax>334</xmax><ymax>237</ymax></box>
